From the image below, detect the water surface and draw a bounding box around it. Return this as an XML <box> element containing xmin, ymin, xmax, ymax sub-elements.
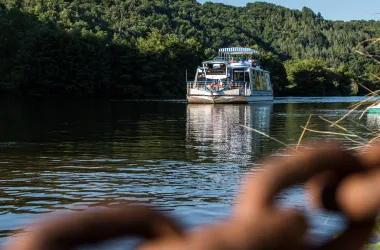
<box><xmin>0</xmin><ymin>97</ymin><xmax>377</xmax><ymax>248</ymax></box>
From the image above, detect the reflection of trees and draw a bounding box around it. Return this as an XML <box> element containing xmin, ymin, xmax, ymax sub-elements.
<box><xmin>0</xmin><ymin>100</ymin><xmax>196</xmax><ymax>218</ymax></box>
<box><xmin>0</xmin><ymin>99</ymin><xmax>192</xmax><ymax>161</ymax></box>
<box><xmin>186</xmin><ymin>104</ymin><xmax>273</xmax><ymax>164</ymax></box>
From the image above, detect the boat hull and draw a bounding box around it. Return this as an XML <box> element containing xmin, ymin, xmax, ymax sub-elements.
<box><xmin>187</xmin><ymin>95</ymin><xmax>273</xmax><ymax>104</ymax></box>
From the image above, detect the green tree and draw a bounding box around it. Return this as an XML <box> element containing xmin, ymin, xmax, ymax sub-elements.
<box><xmin>285</xmin><ymin>59</ymin><xmax>348</xmax><ymax>96</ymax></box>
<box><xmin>1</xmin><ymin>0</ymin><xmax>380</xmax><ymax>98</ymax></box>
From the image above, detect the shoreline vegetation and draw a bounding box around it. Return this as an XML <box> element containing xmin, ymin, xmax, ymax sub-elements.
<box><xmin>0</xmin><ymin>0</ymin><xmax>379</xmax><ymax>98</ymax></box>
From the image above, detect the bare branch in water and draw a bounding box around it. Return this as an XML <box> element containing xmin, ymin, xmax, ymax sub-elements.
<box><xmin>301</xmin><ymin>127</ymin><xmax>359</xmax><ymax>138</ymax></box>
<box><xmin>297</xmin><ymin>114</ymin><xmax>312</xmax><ymax>150</ymax></box>
<box><xmin>240</xmin><ymin>125</ymin><xmax>299</xmax><ymax>152</ymax></box>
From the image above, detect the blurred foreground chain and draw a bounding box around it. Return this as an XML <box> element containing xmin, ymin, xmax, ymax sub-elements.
<box><xmin>4</xmin><ymin>143</ymin><xmax>380</xmax><ymax>250</ymax></box>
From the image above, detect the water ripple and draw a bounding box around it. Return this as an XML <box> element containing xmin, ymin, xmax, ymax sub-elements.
<box><xmin>0</xmin><ymin>98</ymin><xmax>375</xmax><ymax>247</ymax></box>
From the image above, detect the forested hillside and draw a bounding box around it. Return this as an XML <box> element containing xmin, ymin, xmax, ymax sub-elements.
<box><xmin>0</xmin><ymin>0</ymin><xmax>379</xmax><ymax>97</ymax></box>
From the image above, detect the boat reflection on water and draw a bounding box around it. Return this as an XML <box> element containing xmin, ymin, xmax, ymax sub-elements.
<box><xmin>186</xmin><ymin>104</ymin><xmax>273</xmax><ymax>165</ymax></box>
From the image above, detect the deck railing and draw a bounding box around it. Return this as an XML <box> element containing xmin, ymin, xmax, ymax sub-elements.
<box><xmin>187</xmin><ymin>81</ymin><xmax>250</xmax><ymax>94</ymax></box>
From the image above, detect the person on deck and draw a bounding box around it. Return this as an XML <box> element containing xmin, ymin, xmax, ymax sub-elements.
<box><xmin>229</xmin><ymin>80</ymin><xmax>235</xmax><ymax>89</ymax></box>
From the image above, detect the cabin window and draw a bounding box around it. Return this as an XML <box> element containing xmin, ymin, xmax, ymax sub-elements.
<box><xmin>205</xmin><ymin>63</ymin><xmax>227</xmax><ymax>75</ymax></box>
<box><xmin>264</xmin><ymin>73</ymin><xmax>272</xmax><ymax>91</ymax></box>
<box><xmin>232</xmin><ymin>70</ymin><xmax>250</xmax><ymax>83</ymax></box>
<box><xmin>251</xmin><ymin>70</ymin><xmax>267</xmax><ymax>90</ymax></box>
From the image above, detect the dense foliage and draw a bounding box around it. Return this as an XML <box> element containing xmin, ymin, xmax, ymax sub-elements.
<box><xmin>0</xmin><ymin>0</ymin><xmax>379</xmax><ymax>97</ymax></box>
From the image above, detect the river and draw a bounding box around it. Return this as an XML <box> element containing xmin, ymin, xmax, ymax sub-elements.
<box><xmin>0</xmin><ymin>97</ymin><xmax>378</xmax><ymax>249</ymax></box>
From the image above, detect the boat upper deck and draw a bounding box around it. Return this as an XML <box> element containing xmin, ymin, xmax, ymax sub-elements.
<box><xmin>202</xmin><ymin>58</ymin><xmax>267</xmax><ymax>73</ymax></box>
<box><xmin>202</xmin><ymin>47</ymin><xmax>263</xmax><ymax>70</ymax></box>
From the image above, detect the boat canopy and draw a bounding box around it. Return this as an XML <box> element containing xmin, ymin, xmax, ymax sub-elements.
<box><xmin>219</xmin><ymin>47</ymin><xmax>260</xmax><ymax>55</ymax></box>
<box><xmin>202</xmin><ymin>60</ymin><xmax>228</xmax><ymax>64</ymax></box>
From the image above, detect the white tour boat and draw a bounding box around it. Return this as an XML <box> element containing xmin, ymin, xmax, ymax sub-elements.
<box><xmin>186</xmin><ymin>47</ymin><xmax>274</xmax><ymax>104</ymax></box>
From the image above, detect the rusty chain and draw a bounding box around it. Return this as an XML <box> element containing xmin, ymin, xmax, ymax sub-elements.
<box><xmin>4</xmin><ymin>143</ymin><xmax>380</xmax><ymax>250</ymax></box>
